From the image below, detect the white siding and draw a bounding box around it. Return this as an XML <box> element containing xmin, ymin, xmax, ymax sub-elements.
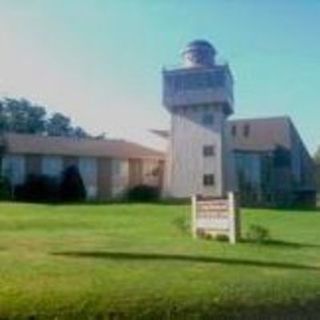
<box><xmin>1</xmin><ymin>155</ymin><xmax>26</xmax><ymax>185</ymax></box>
<box><xmin>142</xmin><ymin>160</ymin><xmax>161</xmax><ymax>187</ymax></box>
<box><xmin>111</xmin><ymin>159</ymin><xmax>129</xmax><ymax>197</ymax></box>
<box><xmin>79</xmin><ymin>157</ymin><xmax>98</xmax><ymax>199</ymax></box>
<box><xmin>169</xmin><ymin>106</ymin><xmax>229</xmax><ymax>198</ymax></box>
<box><xmin>41</xmin><ymin>156</ymin><xmax>63</xmax><ymax>178</ymax></box>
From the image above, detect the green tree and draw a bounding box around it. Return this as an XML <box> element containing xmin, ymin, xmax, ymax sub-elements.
<box><xmin>73</xmin><ymin>126</ymin><xmax>89</xmax><ymax>138</ymax></box>
<box><xmin>0</xmin><ymin>97</ymin><xmax>90</xmax><ymax>138</ymax></box>
<box><xmin>46</xmin><ymin>113</ymin><xmax>72</xmax><ymax>137</ymax></box>
<box><xmin>60</xmin><ymin>165</ymin><xmax>86</xmax><ymax>202</ymax></box>
<box><xmin>1</xmin><ymin>98</ymin><xmax>46</xmax><ymax>134</ymax></box>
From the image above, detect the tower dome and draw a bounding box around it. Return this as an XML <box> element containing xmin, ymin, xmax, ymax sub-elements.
<box><xmin>182</xmin><ymin>39</ymin><xmax>216</xmax><ymax>68</ymax></box>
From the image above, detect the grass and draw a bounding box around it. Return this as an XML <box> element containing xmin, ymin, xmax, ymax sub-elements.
<box><xmin>0</xmin><ymin>203</ymin><xmax>319</xmax><ymax>319</ymax></box>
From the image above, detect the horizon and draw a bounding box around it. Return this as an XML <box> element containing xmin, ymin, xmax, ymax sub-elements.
<box><xmin>0</xmin><ymin>1</ymin><xmax>319</xmax><ymax>153</ymax></box>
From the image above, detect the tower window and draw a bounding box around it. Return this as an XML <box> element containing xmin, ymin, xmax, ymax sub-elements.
<box><xmin>243</xmin><ymin>124</ymin><xmax>250</xmax><ymax>137</ymax></box>
<box><xmin>202</xmin><ymin>113</ymin><xmax>214</xmax><ymax>126</ymax></box>
<box><xmin>203</xmin><ymin>174</ymin><xmax>215</xmax><ymax>186</ymax></box>
<box><xmin>231</xmin><ymin>125</ymin><xmax>237</xmax><ymax>136</ymax></box>
<box><xmin>203</xmin><ymin>145</ymin><xmax>215</xmax><ymax>157</ymax></box>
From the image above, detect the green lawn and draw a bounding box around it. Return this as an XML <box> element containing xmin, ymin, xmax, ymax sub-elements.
<box><xmin>0</xmin><ymin>202</ymin><xmax>320</xmax><ymax>319</ymax></box>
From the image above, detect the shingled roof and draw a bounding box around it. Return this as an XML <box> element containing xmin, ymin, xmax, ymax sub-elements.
<box><xmin>1</xmin><ymin>133</ymin><xmax>164</xmax><ymax>160</ymax></box>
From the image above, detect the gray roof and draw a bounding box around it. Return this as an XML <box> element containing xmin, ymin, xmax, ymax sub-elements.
<box><xmin>0</xmin><ymin>133</ymin><xmax>164</xmax><ymax>160</ymax></box>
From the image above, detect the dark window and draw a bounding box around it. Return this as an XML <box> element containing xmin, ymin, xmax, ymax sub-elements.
<box><xmin>243</xmin><ymin>124</ymin><xmax>250</xmax><ymax>137</ymax></box>
<box><xmin>202</xmin><ymin>113</ymin><xmax>214</xmax><ymax>126</ymax></box>
<box><xmin>231</xmin><ymin>125</ymin><xmax>237</xmax><ymax>136</ymax></box>
<box><xmin>203</xmin><ymin>145</ymin><xmax>215</xmax><ymax>157</ymax></box>
<box><xmin>203</xmin><ymin>174</ymin><xmax>215</xmax><ymax>186</ymax></box>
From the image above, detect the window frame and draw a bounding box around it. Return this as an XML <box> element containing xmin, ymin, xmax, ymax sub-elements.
<box><xmin>203</xmin><ymin>174</ymin><xmax>215</xmax><ymax>186</ymax></box>
<box><xmin>203</xmin><ymin>145</ymin><xmax>215</xmax><ymax>157</ymax></box>
<box><xmin>243</xmin><ymin>124</ymin><xmax>250</xmax><ymax>137</ymax></box>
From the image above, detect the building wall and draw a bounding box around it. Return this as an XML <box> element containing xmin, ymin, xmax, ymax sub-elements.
<box><xmin>141</xmin><ymin>159</ymin><xmax>162</xmax><ymax>187</ymax></box>
<box><xmin>25</xmin><ymin>155</ymin><xmax>42</xmax><ymax>176</ymax></box>
<box><xmin>79</xmin><ymin>157</ymin><xmax>98</xmax><ymax>200</ymax></box>
<box><xmin>290</xmin><ymin>124</ymin><xmax>315</xmax><ymax>190</ymax></box>
<box><xmin>111</xmin><ymin>159</ymin><xmax>129</xmax><ymax>198</ymax></box>
<box><xmin>1</xmin><ymin>151</ymin><xmax>163</xmax><ymax>201</ymax></box>
<box><xmin>1</xmin><ymin>154</ymin><xmax>26</xmax><ymax>185</ymax></box>
<box><xmin>97</xmin><ymin>158</ymin><xmax>112</xmax><ymax>201</ymax></box>
<box><xmin>169</xmin><ymin>105</ymin><xmax>228</xmax><ymax>198</ymax></box>
<box><xmin>128</xmin><ymin>159</ymin><xmax>143</xmax><ymax>188</ymax></box>
<box><xmin>235</xmin><ymin>151</ymin><xmax>263</xmax><ymax>206</ymax></box>
<box><xmin>41</xmin><ymin>156</ymin><xmax>63</xmax><ymax>178</ymax></box>
<box><xmin>128</xmin><ymin>159</ymin><xmax>164</xmax><ymax>189</ymax></box>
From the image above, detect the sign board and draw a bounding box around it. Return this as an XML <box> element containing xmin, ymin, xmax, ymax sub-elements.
<box><xmin>191</xmin><ymin>192</ymin><xmax>240</xmax><ymax>244</ymax></box>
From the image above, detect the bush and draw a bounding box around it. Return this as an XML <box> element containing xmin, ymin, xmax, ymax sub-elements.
<box><xmin>127</xmin><ymin>185</ymin><xmax>160</xmax><ymax>202</ymax></box>
<box><xmin>246</xmin><ymin>224</ymin><xmax>270</xmax><ymax>243</ymax></box>
<box><xmin>15</xmin><ymin>174</ymin><xmax>60</xmax><ymax>203</ymax></box>
<box><xmin>0</xmin><ymin>176</ymin><xmax>12</xmax><ymax>200</ymax></box>
<box><xmin>60</xmin><ymin>165</ymin><xmax>86</xmax><ymax>202</ymax></box>
<box><xmin>216</xmin><ymin>234</ymin><xmax>230</xmax><ymax>242</ymax></box>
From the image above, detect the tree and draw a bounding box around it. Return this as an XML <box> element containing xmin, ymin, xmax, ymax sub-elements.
<box><xmin>314</xmin><ymin>147</ymin><xmax>320</xmax><ymax>164</ymax></box>
<box><xmin>60</xmin><ymin>165</ymin><xmax>86</xmax><ymax>202</ymax></box>
<box><xmin>46</xmin><ymin>113</ymin><xmax>72</xmax><ymax>137</ymax></box>
<box><xmin>26</xmin><ymin>104</ymin><xmax>46</xmax><ymax>134</ymax></box>
<box><xmin>73</xmin><ymin>126</ymin><xmax>89</xmax><ymax>138</ymax></box>
<box><xmin>0</xmin><ymin>97</ymin><xmax>90</xmax><ymax>138</ymax></box>
<box><xmin>5</xmin><ymin>98</ymin><xmax>30</xmax><ymax>133</ymax></box>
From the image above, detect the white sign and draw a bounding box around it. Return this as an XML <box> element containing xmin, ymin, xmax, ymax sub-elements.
<box><xmin>191</xmin><ymin>192</ymin><xmax>240</xmax><ymax>244</ymax></box>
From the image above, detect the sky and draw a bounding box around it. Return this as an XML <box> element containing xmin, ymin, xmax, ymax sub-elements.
<box><xmin>0</xmin><ymin>0</ymin><xmax>319</xmax><ymax>153</ymax></box>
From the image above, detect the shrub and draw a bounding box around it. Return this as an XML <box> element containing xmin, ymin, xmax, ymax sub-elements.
<box><xmin>127</xmin><ymin>185</ymin><xmax>160</xmax><ymax>202</ymax></box>
<box><xmin>0</xmin><ymin>176</ymin><xmax>11</xmax><ymax>200</ymax></box>
<box><xmin>246</xmin><ymin>224</ymin><xmax>270</xmax><ymax>243</ymax></box>
<box><xmin>60</xmin><ymin>165</ymin><xmax>86</xmax><ymax>202</ymax></box>
<box><xmin>15</xmin><ymin>174</ymin><xmax>60</xmax><ymax>202</ymax></box>
<box><xmin>216</xmin><ymin>234</ymin><xmax>230</xmax><ymax>242</ymax></box>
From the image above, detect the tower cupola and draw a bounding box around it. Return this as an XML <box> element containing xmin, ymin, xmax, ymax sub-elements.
<box><xmin>182</xmin><ymin>40</ymin><xmax>216</xmax><ymax>68</ymax></box>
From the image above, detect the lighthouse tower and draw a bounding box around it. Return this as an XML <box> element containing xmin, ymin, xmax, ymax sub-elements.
<box><xmin>162</xmin><ymin>40</ymin><xmax>234</xmax><ymax>198</ymax></box>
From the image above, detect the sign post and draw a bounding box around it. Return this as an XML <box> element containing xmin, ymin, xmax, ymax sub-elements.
<box><xmin>191</xmin><ymin>192</ymin><xmax>240</xmax><ymax>244</ymax></box>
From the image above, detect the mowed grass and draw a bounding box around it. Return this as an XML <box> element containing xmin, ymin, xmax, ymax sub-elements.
<box><xmin>0</xmin><ymin>203</ymin><xmax>320</xmax><ymax>319</ymax></box>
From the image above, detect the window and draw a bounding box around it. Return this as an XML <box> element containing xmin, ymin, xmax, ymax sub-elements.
<box><xmin>203</xmin><ymin>145</ymin><xmax>215</xmax><ymax>157</ymax></box>
<box><xmin>243</xmin><ymin>124</ymin><xmax>250</xmax><ymax>137</ymax></box>
<box><xmin>168</xmin><ymin>71</ymin><xmax>225</xmax><ymax>92</ymax></box>
<box><xmin>2</xmin><ymin>155</ymin><xmax>25</xmax><ymax>185</ymax></box>
<box><xmin>231</xmin><ymin>125</ymin><xmax>237</xmax><ymax>136</ymax></box>
<box><xmin>79</xmin><ymin>158</ymin><xmax>98</xmax><ymax>199</ymax></box>
<box><xmin>202</xmin><ymin>113</ymin><xmax>214</xmax><ymax>126</ymax></box>
<box><xmin>41</xmin><ymin>156</ymin><xmax>63</xmax><ymax>178</ymax></box>
<box><xmin>203</xmin><ymin>174</ymin><xmax>215</xmax><ymax>186</ymax></box>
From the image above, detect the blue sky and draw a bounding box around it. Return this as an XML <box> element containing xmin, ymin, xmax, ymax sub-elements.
<box><xmin>0</xmin><ymin>1</ymin><xmax>319</xmax><ymax>152</ymax></box>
